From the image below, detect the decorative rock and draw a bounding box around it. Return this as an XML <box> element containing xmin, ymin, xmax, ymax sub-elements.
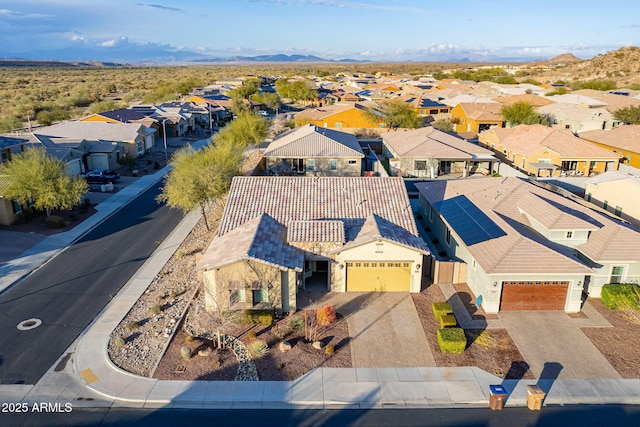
<box><xmin>198</xmin><ymin>348</ymin><xmax>212</xmax><ymax>357</ymax></box>
<box><xmin>312</xmin><ymin>341</ymin><xmax>324</xmax><ymax>350</ymax></box>
<box><xmin>279</xmin><ymin>341</ymin><xmax>292</xmax><ymax>352</ymax></box>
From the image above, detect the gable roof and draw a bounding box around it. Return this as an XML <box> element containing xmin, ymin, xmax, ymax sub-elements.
<box><xmin>263</xmin><ymin>124</ymin><xmax>364</xmax><ymax>158</ymax></box>
<box><xmin>34</xmin><ymin>121</ymin><xmax>144</xmax><ymax>142</ymax></box>
<box><xmin>294</xmin><ymin>101</ymin><xmax>378</xmax><ymax>121</ymax></box>
<box><xmin>498</xmin><ymin>124</ymin><xmax>621</xmax><ymax>158</ymax></box>
<box><xmin>86</xmin><ymin>108</ymin><xmax>151</xmax><ymax>123</ymax></box>
<box><xmin>338</xmin><ymin>213</ymin><xmax>429</xmax><ymax>253</ymax></box>
<box><xmin>579</xmin><ymin>125</ymin><xmax>640</xmax><ymax>154</ymax></box>
<box><xmin>197</xmin><ymin>213</ymin><xmax>304</xmax><ymax>271</ymax></box>
<box><xmin>219</xmin><ymin>176</ymin><xmax>420</xmax><ymax>242</ymax></box>
<box><xmin>455</xmin><ymin>103</ymin><xmax>503</xmax><ymax>121</ymax></box>
<box><xmin>382</xmin><ymin>127</ymin><xmax>495</xmax><ymax>160</ymax></box>
<box><xmin>416</xmin><ymin>177</ymin><xmax>640</xmax><ymax>271</ymax></box>
<box><xmin>584</xmin><ymin>170</ymin><xmax>640</xmax><ymax>187</ymax></box>
<box><xmin>493</xmin><ymin>94</ymin><xmax>555</xmax><ymax>107</ymax></box>
<box><xmin>287</xmin><ymin>220</ymin><xmax>345</xmax><ymax>243</ymax></box>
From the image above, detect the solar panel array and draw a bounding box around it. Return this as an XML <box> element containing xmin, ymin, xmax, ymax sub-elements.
<box><xmin>434</xmin><ymin>195</ymin><xmax>506</xmax><ymax>246</ymax></box>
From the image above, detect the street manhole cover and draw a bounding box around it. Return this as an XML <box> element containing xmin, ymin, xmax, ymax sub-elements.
<box><xmin>17</xmin><ymin>318</ymin><xmax>42</xmax><ymax>331</ymax></box>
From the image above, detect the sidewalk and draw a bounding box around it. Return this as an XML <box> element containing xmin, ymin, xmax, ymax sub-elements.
<box><xmin>2</xmin><ymin>142</ymin><xmax>640</xmax><ymax>409</ymax></box>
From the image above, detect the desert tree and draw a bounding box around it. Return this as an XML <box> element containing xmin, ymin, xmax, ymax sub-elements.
<box><xmin>157</xmin><ymin>141</ymin><xmax>243</xmax><ymax>230</ymax></box>
<box><xmin>0</xmin><ymin>147</ymin><xmax>88</xmax><ymax>218</ymax></box>
<box><xmin>500</xmin><ymin>102</ymin><xmax>546</xmax><ymax>126</ymax></box>
<box><xmin>614</xmin><ymin>105</ymin><xmax>640</xmax><ymax>125</ymax></box>
<box><xmin>363</xmin><ymin>100</ymin><xmax>421</xmax><ymax>130</ymax></box>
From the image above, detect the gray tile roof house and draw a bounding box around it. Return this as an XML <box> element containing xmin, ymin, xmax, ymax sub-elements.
<box><xmin>263</xmin><ymin>124</ymin><xmax>365</xmax><ymax>176</ymax></box>
<box><xmin>382</xmin><ymin>127</ymin><xmax>498</xmax><ymax>178</ymax></box>
<box><xmin>416</xmin><ymin>177</ymin><xmax>640</xmax><ymax>313</ymax></box>
<box><xmin>198</xmin><ymin>176</ymin><xmax>430</xmax><ymax>312</ymax></box>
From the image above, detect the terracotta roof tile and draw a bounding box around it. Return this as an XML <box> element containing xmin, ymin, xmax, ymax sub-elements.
<box><xmin>263</xmin><ymin>124</ymin><xmax>364</xmax><ymax>158</ymax></box>
<box><xmin>287</xmin><ymin>220</ymin><xmax>345</xmax><ymax>243</ymax></box>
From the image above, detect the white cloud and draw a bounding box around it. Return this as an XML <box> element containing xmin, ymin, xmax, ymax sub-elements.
<box><xmin>98</xmin><ymin>36</ymin><xmax>128</xmax><ymax>48</ymax></box>
<box><xmin>0</xmin><ymin>9</ymin><xmax>54</xmax><ymax>19</ymax></box>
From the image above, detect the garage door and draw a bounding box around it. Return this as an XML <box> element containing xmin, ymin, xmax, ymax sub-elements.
<box><xmin>346</xmin><ymin>261</ymin><xmax>411</xmax><ymax>292</ymax></box>
<box><xmin>91</xmin><ymin>154</ymin><xmax>110</xmax><ymax>170</ymax></box>
<box><xmin>500</xmin><ymin>281</ymin><xmax>569</xmax><ymax>310</ymax></box>
<box><xmin>65</xmin><ymin>159</ymin><xmax>82</xmax><ymax>175</ymax></box>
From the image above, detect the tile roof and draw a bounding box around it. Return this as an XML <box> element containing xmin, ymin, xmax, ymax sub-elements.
<box><xmin>197</xmin><ymin>213</ymin><xmax>304</xmax><ymax>271</ymax></box>
<box><xmin>516</xmin><ymin>192</ymin><xmax>599</xmax><ymax>231</ymax></box>
<box><xmin>287</xmin><ymin>220</ymin><xmax>345</xmax><ymax>243</ymax></box>
<box><xmin>579</xmin><ymin>125</ymin><xmax>640</xmax><ymax>153</ymax></box>
<box><xmin>456</xmin><ymin>103</ymin><xmax>503</xmax><ymax>121</ymax></box>
<box><xmin>92</xmin><ymin>108</ymin><xmax>151</xmax><ymax>123</ymax></box>
<box><xmin>584</xmin><ymin>170</ymin><xmax>640</xmax><ymax>186</ymax></box>
<box><xmin>547</xmin><ymin>94</ymin><xmax>608</xmax><ymax>108</ymax></box>
<box><xmin>493</xmin><ymin>94</ymin><xmax>555</xmax><ymax>107</ymax></box>
<box><xmin>263</xmin><ymin>124</ymin><xmax>364</xmax><ymax>158</ymax></box>
<box><xmin>219</xmin><ymin>176</ymin><xmax>420</xmax><ymax>242</ymax></box>
<box><xmin>294</xmin><ymin>101</ymin><xmax>378</xmax><ymax>121</ymax></box>
<box><xmin>339</xmin><ymin>213</ymin><xmax>429</xmax><ymax>253</ymax></box>
<box><xmin>382</xmin><ymin>127</ymin><xmax>495</xmax><ymax>160</ymax></box>
<box><xmin>498</xmin><ymin>124</ymin><xmax>621</xmax><ymax>158</ymax></box>
<box><xmin>416</xmin><ymin>178</ymin><xmax>595</xmax><ymax>274</ymax></box>
<box><xmin>35</xmin><ymin>121</ymin><xmax>144</xmax><ymax>142</ymax></box>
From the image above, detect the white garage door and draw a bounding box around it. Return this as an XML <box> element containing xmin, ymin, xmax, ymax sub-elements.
<box><xmin>66</xmin><ymin>159</ymin><xmax>82</xmax><ymax>175</ymax></box>
<box><xmin>91</xmin><ymin>154</ymin><xmax>110</xmax><ymax>170</ymax></box>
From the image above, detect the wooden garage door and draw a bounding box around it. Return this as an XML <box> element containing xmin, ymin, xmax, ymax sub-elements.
<box><xmin>346</xmin><ymin>261</ymin><xmax>411</xmax><ymax>292</ymax></box>
<box><xmin>501</xmin><ymin>281</ymin><xmax>569</xmax><ymax>311</ymax></box>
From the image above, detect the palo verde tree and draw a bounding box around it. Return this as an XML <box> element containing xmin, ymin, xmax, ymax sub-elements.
<box><xmin>500</xmin><ymin>102</ymin><xmax>546</xmax><ymax>126</ymax></box>
<box><xmin>215</xmin><ymin>111</ymin><xmax>270</xmax><ymax>150</ymax></box>
<box><xmin>0</xmin><ymin>147</ymin><xmax>88</xmax><ymax>217</ymax></box>
<box><xmin>363</xmin><ymin>100</ymin><xmax>421</xmax><ymax>130</ymax></box>
<box><xmin>157</xmin><ymin>141</ymin><xmax>243</xmax><ymax>231</ymax></box>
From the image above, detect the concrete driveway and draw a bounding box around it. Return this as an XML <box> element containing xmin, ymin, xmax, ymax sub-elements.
<box><xmin>299</xmin><ymin>291</ymin><xmax>435</xmax><ymax>368</ymax></box>
<box><xmin>493</xmin><ymin>305</ymin><xmax>621</xmax><ymax>379</ymax></box>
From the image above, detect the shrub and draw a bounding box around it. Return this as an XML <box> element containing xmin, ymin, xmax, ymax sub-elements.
<box><xmin>185</xmin><ymin>335</ymin><xmax>194</xmax><ymax>343</ymax></box>
<box><xmin>45</xmin><ymin>215</ymin><xmax>64</xmax><ymax>229</ymax></box>
<box><xmin>210</xmin><ymin>356</ymin><xmax>221</xmax><ymax>369</ymax></box>
<box><xmin>180</xmin><ymin>346</ymin><xmax>192</xmax><ymax>361</ymax></box>
<box><xmin>439</xmin><ymin>313</ymin><xmax>457</xmax><ymax>328</ymax></box>
<box><xmin>249</xmin><ymin>340</ymin><xmax>269</xmax><ymax>358</ymax></box>
<box><xmin>316</xmin><ymin>305</ymin><xmax>337</xmax><ymax>327</ymax></box>
<box><xmin>437</xmin><ymin>328</ymin><xmax>466</xmax><ymax>354</ymax></box>
<box><xmin>289</xmin><ymin>317</ymin><xmax>304</xmax><ymax>331</ymax></box>
<box><xmin>601</xmin><ymin>284</ymin><xmax>640</xmax><ymax>310</ymax></box>
<box><xmin>276</xmin><ymin>363</ymin><xmax>284</xmax><ymax>370</ymax></box>
<box><xmin>125</xmin><ymin>320</ymin><xmax>140</xmax><ymax>331</ymax></box>
<box><xmin>257</xmin><ymin>313</ymin><xmax>273</xmax><ymax>326</ymax></box>
<box><xmin>248</xmin><ymin>330</ymin><xmax>257</xmax><ymax>340</ymax></box>
<box><xmin>238</xmin><ymin>310</ymin><xmax>274</xmax><ymax>326</ymax></box>
<box><xmin>325</xmin><ymin>344</ymin><xmax>335</xmax><ymax>355</ymax></box>
<box><xmin>432</xmin><ymin>302</ymin><xmax>453</xmax><ymax>321</ymax></box>
<box><xmin>169</xmin><ymin>290</ymin><xmax>177</xmax><ymax>299</ymax></box>
<box><xmin>114</xmin><ymin>336</ymin><xmax>125</xmax><ymax>347</ymax></box>
<box><xmin>150</xmin><ymin>305</ymin><xmax>162</xmax><ymax>315</ymax></box>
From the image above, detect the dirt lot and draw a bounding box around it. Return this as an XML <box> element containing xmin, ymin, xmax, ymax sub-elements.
<box><xmin>582</xmin><ymin>299</ymin><xmax>640</xmax><ymax>379</ymax></box>
<box><xmin>412</xmin><ymin>284</ymin><xmax>534</xmax><ymax>380</ymax></box>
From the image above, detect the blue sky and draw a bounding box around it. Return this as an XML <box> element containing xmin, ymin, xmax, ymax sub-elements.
<box><xmin>1</xmin><ymin>0</ymin><xmax>639</xmax><ymax>62</ymax></box>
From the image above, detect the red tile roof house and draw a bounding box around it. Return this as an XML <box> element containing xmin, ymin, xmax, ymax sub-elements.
<box><xmin>196</xmin><ymin>176</ymin><xmax>429</xmax><ymax>314</ymax></box>
<box><xmin>416</xmin><ymin>177</ymin><xmax>640</xmax><ymax>313</ymax></box>
<box><xmin>381</xmin><ymin>127</ymin><xmax>499</xmax><ymax>178</ymax></box>
<box><xmin>262</xmin><ymin>124</ymin><xmax>365</xmax><ymax>176</ymax></box>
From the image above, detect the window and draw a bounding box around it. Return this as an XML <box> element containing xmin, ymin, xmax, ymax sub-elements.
<box><xmin>586</xmin><ymin>193</ymin><xmax>592</xmax><ymax>202</ymax></box>
<box><xmin>403</xmin><ymin>263</ymin><xmax>410</xmax><ymax>268</ymax></box>
<box><xmin>590</xmin><ymin>161</ymin><xmax>597</xmax><ymax>169</ymax></box>
<box><xmin>414</xmin><ymin>160</ymin><xmax>427</xmax><ymax>170</ymax></box>
<box><xmin>371</xmin><ymin>263</ymin><xmax>377</xmax><ymax>267</ymax></box>
<box><xmin>230</xmin><ymin>289</ymin><xmax>246</xmax><ymax>305</ymax></box>
<box><xmin>334</xmin><ymin>122</ymin><xmax>342</xmax><ymax>129</ymax></box>
<box><xmin>445</xmin><ymin>228</ymin><xmax>451</xmax><ymax>245</ymax></box>
<box><xmin>307</xmin><ymin>159</ymin><xmax>315</xmax><ymax>171</ymax></box>
<box><xmin>428</xmin><ymin>206</ymin><xmax>433</xmax><ymax>221</ymax></box>
<box><xmin>566</xmin><ymin>231</ymin><xmax>573</xmax><ymax>239</ymax></box>
<box><xmin>330</xmin><ymin>159</ymin><xmax>337</xmax><ymax>171</ymax></box>
<box><xmin>348</xmin><ymin>159</ymin><xmax>357</xmax><ymax>165</ymax></box>
<box><xmin>11</xmin><ymin>200</ymin><xmax>22</xmax><ymax>214</ymax></box>
<box><xmin>603</xmin><ymin>200</ymin><xmax>609</xmax><ymax>210</ymax></box>
<box><xmin>610</xmin><ymin>266</ymin><xmax>625</xmax><ymax>284</ymax></box>
<box><xmin>614</xmin><ymin>206</ymin><xmax>623</xmax><ymax>217</ymax></box>
<box><xmin>421</xmin><ymin>109</ymin><xmax>426</xmax><ymax>115</ymax></box>
<box><xmin>252</xmin><ymin>289</ymin><xmax>268</xmax><ymax>305</ymax></box>
<box><xmin>522</xmin><ymin>157</ymin><xmax>526</xmax><ymax>168</ymax></box>
<box><xmin>429</xmin><ymin>109</ymin><xmax>438</xmax><ymax>115</ymax></box>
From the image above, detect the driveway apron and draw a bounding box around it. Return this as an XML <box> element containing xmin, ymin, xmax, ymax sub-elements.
<box><xmin>498</xmin><ymin>310</ymin><xmax>621</xmax><ymax>379</ymax></box>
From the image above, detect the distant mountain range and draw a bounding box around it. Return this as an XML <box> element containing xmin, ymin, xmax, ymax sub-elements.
<box><xmin>192</xmin><ymin>54</ymin><xmax>367</xmax><ymax>63</ymax></box>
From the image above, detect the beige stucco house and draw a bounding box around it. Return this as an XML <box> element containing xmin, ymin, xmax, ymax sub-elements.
<box><xmin>197</xmin><ymin>176</ymin><xmax>429</xmax><ymax>314</ymax></box>
<box><xmin>584</xmin><ymin>171</ymin><xmax>640</xmax><ymax>228</ymax></box>
<box><xmin>262</xmin><ymin>124</ymin><xmax>365</xmax><ymax>176</ymax></box>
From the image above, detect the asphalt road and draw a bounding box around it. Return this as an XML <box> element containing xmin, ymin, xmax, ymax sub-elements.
<box><xmin>0</xmin><ymin>182</ymin><xmax>183</xmax><ymax>384</ymax></box>
<box><xmin>3</xmin><ymin>406</ymin><xmax>640</xmax><ymax>427</ymax></box>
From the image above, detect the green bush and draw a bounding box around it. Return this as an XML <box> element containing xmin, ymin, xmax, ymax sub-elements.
<box><xmin>439</xmin><ymin>313</ymin><xmax>458</xmax><ymax>328</ymax></box>
<box><xmin>248</xmin><ymin>330</ymin><xmax>257</xmax><ymax>340</ymax></box>
<box><xmin>437</xmin><ymin>328</ymin><xmax>466</xmax><ymax>354</ymax></box>
<box><xmin>249</xmin><ymin>340</ymin><xmax>269</xmax><ymax>358</ymax></box>
<box><xmin>237</xmin><ymin>309</ymin><xmax>274</xmax><ymax>326</ymax></box>
<box><xmin>114</xmin><ymin>336</ymin><xmax>125</xmax><ymax>347</ymax></box>
<box><xmin>432</xmin><ymin>302</ymin><xmax>453</xmax><ymax>321</ymax></box>
<box><xmin>325</xmin><ymin>344</ymin><xmax>335</xmax><ymax>355</ymax></box>
<box><xmin>289</xmin><ymin>317</ymin><xmax>304</xmax><ymax>331</ymax></box>
<box><xmin>181</xmin><ymin>346</ymin><xmax>192</xmax><ymax>361</ymax></box>
<box><xmin>125</xmin><ymin>320</ymin><xmax>140</xmax><ymax>331</ymax></box>
<box><xmin>150</xmin><ymin>305</ymin><xmax>162</xmax><ymax>315</ymax></box>
<box><xmin>601</xmin><ymin>284</ymin><xmax>640</xmax><ymax>310</ymax></box>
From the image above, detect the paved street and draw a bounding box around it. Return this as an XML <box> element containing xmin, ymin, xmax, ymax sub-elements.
<box><xmin>0</xmin><ymin>182</ymin><xmax>183</xmax><ymax>384</ymax></box>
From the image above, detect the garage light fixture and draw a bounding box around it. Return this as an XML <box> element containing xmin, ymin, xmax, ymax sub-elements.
<box><xmin>493</xmin><ymin>281</ymin><xmax>498</xmax><ymax>287</ymax></box>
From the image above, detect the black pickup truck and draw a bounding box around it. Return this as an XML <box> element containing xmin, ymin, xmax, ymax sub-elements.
<box><xmin>81</xmin><ymin>169</ymin><xmax>121</xmax><ymax>184</ymax></box>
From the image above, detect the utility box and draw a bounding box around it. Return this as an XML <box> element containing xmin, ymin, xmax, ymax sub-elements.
<box><xmin>527</xmin><ymin>385</ymin><xmax>545</xmax><ymax>410</ymax></box>
<box><xmin>489</xmin><ymin>384</ymin><xmax>507</xmax><ymax>410</ymax></box>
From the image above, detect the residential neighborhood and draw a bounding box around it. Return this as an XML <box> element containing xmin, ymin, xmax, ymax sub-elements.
<box><xmin>3</xmin><ymin>54</ymin><xmax>640</xmax><ymax>419</ymax></box>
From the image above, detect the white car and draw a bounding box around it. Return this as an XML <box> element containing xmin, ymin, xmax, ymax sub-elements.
<box><xmin>257</xmin><ymin>110</ymin><xmax>269</xmax><ymax>117</ymax></box>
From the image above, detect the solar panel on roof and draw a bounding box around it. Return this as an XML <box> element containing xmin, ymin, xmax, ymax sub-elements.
<box><xmin>434</xmin><ymin>195</ymin><xmax>506</xmax><ymax>246</ymax></box>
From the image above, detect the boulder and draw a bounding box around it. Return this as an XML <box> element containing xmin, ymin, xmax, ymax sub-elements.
<box><xmin>279</xmin><ymin>341</ymin><xmax>292</xmax><ymax>352</ymax></box>
<box><xmin>312</xmin><ymin>341</ymin><xmax>324</xmax><ymax>350</ymax></box>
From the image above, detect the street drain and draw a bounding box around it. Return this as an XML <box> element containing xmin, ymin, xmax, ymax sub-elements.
<box><xmin>17</xmin><ymin>318</ymin><xmax>42</xmax><ymax>331</ymax></box>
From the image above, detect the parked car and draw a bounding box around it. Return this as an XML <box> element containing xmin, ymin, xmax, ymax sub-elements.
<box><xmin>257</xmin><ymin>110</ymin><xmax>269</xmax><ymax>117</ymax></box>
<box><xmin>81</xmin><ymin>169</ymin><xmax>120</xmax><ymax>184</ymax></box>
